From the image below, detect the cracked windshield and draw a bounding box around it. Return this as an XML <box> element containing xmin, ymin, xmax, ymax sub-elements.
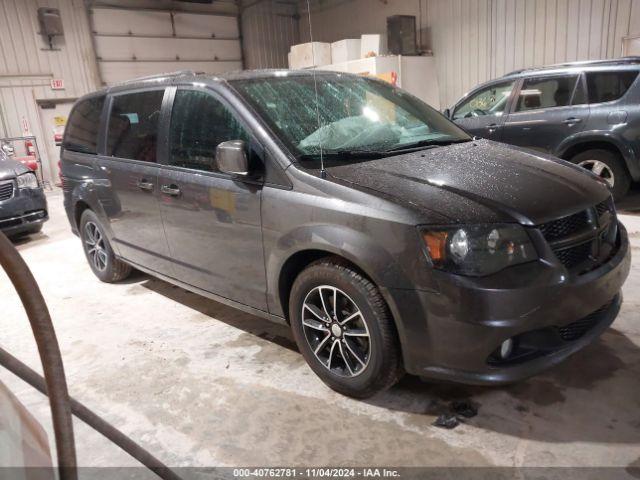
<box><xmin>233</xmin><ymin>74</ymin><xmax>470</xmax><ymax>159</ymax></box>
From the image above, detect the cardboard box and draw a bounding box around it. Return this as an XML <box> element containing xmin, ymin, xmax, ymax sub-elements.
<box><xmin>289</xmin><ymin>42</ymin><xmax>331</xmax><ymax>69</ymax></box>
<box><xmin>331</xmin><ymin>39</ymin><xmax>361</xmax><ymax>64</ymax></box>
<box><xmin>360</xmin><ymin>34</ymin><xmax>387</xmax><ymax>58</ymax></box>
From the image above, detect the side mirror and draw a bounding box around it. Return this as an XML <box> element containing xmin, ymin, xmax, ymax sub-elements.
<box><xmin>442</xmin><ymin>108</ymin><xmax>451</xmax><ymax>118</ymax></box>
<box><xmin>216</xmin><ymin>140</ymin><xmax>249</xmax><ymax>176</ymax></box>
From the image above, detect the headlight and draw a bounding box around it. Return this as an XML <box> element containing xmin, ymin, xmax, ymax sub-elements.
<box><xmin>16</xmin><ymin>172</ymin><xmax>39</xmax><ymax>189</ymax></box>
<box><xmin>420</xmin><ymin>224</ymin><xmax>537</xmax><ymax>276</ymax></box>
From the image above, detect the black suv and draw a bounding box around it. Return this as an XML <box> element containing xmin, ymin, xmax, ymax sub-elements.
<box><xmin>61</xmin><ymin>70</ymin><xmax>630</xmax><ymax>398</ymax></box>
<box><xmin>446</xmin><ymin>57</ymin><xmax>640</xmax><ymax>200</ymax></box>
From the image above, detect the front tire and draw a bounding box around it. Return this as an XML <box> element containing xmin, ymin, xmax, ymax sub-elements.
<box><xmin>79</xmin><ymin>209</ymin><xmax>131</xmax><ymax>283</ymax></box>
<box><xmin>289</xmin><ymin>258</ymin><xmax>402</xmax><ymax>398</ymax></box>
<box><xmin>571</xmin><ymin>149</ymin><xmax>631</xmax><ymax>200</ymax></box>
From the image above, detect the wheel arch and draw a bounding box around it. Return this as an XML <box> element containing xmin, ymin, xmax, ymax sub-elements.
<box><xmin>557</xmin><ymin>134</ymin><xmax>640</xmax><ymax>181</ymax></box>
<box><xmin>278</xmin><ymin>249</ymin><xmax>378</xmax><ymax>323</ymax></box>
<box><xmin>74</xmin><ymin>200</ymin><xmax>91</xmax><ymax>230</ymax></box>
<box><xmin>70</xmin><ymin>185</ymin><xmax>119</xmax><ymax>253</ymax></box>
<box><xmin>274</xmin><ymin>245</ymin><xmax>409</xmax><ymax>370</ymax></box>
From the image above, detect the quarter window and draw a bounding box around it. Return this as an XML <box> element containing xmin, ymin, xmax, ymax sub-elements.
<box><xmin>453</xmin><ymin>81</ymin><xmax>516</xmax><ymax>120</ymax></box>
<box><xmin>63</xmin><ymin>96</ymin><xmax>105</xmax><ymax>154</ymax></box>
<box><xmin>107</xmin><ymin>90</ymin><xmax>164</xmax><ymax>162</ymax></box>
<box><xmin>168</xmin><ymin>89</ymin><xmax>249</xmax><ymax>172</ymax></box>
<box><xmin>586</xmin><ymin>71</ymin><xmax>639</xmax><ymax>103</ymax></box>
<box><xmin>515</xmin><ymin>75</ymin><xmax>578</xmax><ymax>112</ymax></box>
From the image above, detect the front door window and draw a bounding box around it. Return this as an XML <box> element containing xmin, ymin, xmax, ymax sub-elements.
<box><xmin>453</xmin><ymin>81</ymin><xmax>516</xmax><ymax>120</ymax></box>
<box><xmin>168</xmin><ymin>89</ymin><xmax>250</xmax><ymax>172</ymax></box>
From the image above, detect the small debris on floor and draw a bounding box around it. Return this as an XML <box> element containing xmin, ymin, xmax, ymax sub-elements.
<box><xmin>432</xmin><ymin>400</ymin><xmax>480</xmax><ymax>429</ymax></box>
<box><xmin>451</xmin><ymin>400</ymin><xmax>478</xmax><ymax>418</ymax></box>
<box><xmin>433</xmin><ymin>413</ymin><xmax>459</xmax><ymax>429</ymax></box>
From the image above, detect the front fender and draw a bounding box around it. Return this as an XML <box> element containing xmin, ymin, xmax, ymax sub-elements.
<box><xmin>265</xmin><ymin>223</ymin><xmax>419</xmax><ymax>367</ymax></box>
<box><xmin>556</xmin><ymin>130</ymin><xmax>640</xmax><ymax>180</ymax></box>
<box><xmin>266</xmin><ymin>224</ymin><xmax>412</xmax><ymax>314</ymax></box>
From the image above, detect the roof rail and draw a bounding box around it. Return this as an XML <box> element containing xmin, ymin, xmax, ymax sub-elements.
<box><xmin>116</xmin><ymin>70</ymin><xmax>202</xmax><ymax>85</ymax></box>
<box><xmin>504</xmin><ymin>57</ymin><xmax>640</xmax><ymax>76</ymax></box>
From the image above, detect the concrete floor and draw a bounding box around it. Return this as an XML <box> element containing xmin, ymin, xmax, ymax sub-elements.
<box><xmin>1</xmin><ymin>189</ymin><xmax>639</xmax><ymax>471</ymax></box>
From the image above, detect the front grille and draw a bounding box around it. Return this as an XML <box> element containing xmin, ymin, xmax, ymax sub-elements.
<box><xmin>0</xmin><ymin>181</ymin><xmax>14</xmax><ymax>201</ymax></box>
<box><xmin>553</xmin><ymin>242</ymin><xmax>592</xmax><ymax>269</ymax></box>
<box><xmin>538</xmin><ymin>210</ymin><xmax>591</xmax><ymax>241</ymax></box>
<box><xmin>538</xmin><ymin>197</ymin><xmax>618</xmax><ymax>274</ymax></box>
<box><xmin>557</xmin><ymin>301</ymin><xmax>613</xmax><ymax>341</ymax></box>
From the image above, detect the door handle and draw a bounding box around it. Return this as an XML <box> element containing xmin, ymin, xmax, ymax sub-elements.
<box><xmin>486</xmin><ymin>123</ymin><xmax>499</xmax><ymax>134</ymax></box>
<box><xmin>161</xmin><ymin>184</ymin><xmax>181</xmax><ymax>196</ymax></box>
<box><xmin>563</xmin><ymin>117</ymin><xmax>582</xmax><ymax>125</ymax></box>
<box><xmin>137</xmin><ymin>180</ymin><xmax>154</xmax><ymax>191</ymax></box>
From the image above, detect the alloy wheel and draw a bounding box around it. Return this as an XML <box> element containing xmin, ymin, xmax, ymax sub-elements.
<box><xmin>579</xmin><ymin>159</ymin><xmax>615</xmax><ymax>187</ymax></box>
<box><xmin>301</xmin><ymin>285</ymin><xmax>371</xmax><ymax>378</ymax></box>
<box><xmin>84</xmin><ymin>221</ymin><xmax>108</xmax><ymax>272</ymax></box>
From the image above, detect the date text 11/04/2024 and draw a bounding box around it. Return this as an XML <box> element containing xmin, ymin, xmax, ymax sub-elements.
<box><xmin>232</xmin><ymin>468</ymin><xmax>401</xmax><ymax>478</ymax></box>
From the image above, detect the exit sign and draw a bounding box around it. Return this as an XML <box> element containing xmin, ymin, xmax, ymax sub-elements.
<box><xmin>50</xmin><ymin>78</ymin><xmax>65</xmax><ymax>90</ymax></box>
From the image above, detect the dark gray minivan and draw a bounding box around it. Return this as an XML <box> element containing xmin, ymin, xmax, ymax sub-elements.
<box><xmin>446</xmin><ymin>57</ymin><xmax>640</xmax><ymax>200</ymax></box>
<box><xmin>61</xmin><ymin>70</ymin><xmax>630</xmax><ymax>398</ymax></box>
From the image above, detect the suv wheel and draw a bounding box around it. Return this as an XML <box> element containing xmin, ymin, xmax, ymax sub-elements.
<box><xmin>571</xmin><ymin>149</ymin><xmax>631</xmax><ymax>200</ymax></box>
<box><xmin>289</xmin><ymin>258</ymin><xmax>402</xmax><ymax>398</ymax></box>
<box><xmin>80</xmin><ymin>210</ymin><xmax>132</xmax><ymax>283</ymax></box>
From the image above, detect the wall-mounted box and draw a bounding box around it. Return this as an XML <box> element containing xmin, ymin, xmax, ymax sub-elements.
<box><xmin>387</xmin><ymin>15</ymin><xmax>418</xmax><ymax>55</ymax></box>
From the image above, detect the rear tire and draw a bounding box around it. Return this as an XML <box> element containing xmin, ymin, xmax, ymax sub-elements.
<box><xmin>79</xmin><ymin>209</ymin><xmax>131</xmax><ymax>283</ymax></box>
<box><xmin>289</xmin><ymin>257</ymin><xmax>402</xmax><ymax>398</ymax></box>
<box><xmin>571</xmin><ymin>149</ymin><xmax>631</xmax><ymax>201</ymax></box>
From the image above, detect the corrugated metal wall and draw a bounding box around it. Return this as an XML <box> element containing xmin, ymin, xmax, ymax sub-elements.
<box><xmin>429</xmin><ymin>0</ymin><xmax>640</xmax><ymax>108</ymax></box>
<box><xmin>241</xmin><ymin>0</ymin><xmax>299</xmax><ymax>69</ymax></box>
<box><xmin>0</xmin><ymin>0</ymin><xmax>99</xmax><ymax>183</ymax></box>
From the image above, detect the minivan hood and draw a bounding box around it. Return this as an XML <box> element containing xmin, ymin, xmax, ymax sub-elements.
<box><xmin>324</xmin><ymin>139</ymin><xmax>610</xmax><ymax>225</ymax></box>
<box><xmin>0</xmin><ymin>158</ymin><xmax>30</xmax><ymax>181</ymax></box>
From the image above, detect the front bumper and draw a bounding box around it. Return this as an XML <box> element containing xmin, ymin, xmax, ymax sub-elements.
<box><xmin>0</xmin><ymin>186</ymin><xmax>48</xmax><ymax>236</ymax></box>
<box><xmin>385</xmin><ymin>222</ymin><xmax>631</xmax><ymax>384</ymax></box>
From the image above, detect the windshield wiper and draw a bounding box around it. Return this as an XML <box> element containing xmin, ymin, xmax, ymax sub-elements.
<box><xmin>385</xmin><ymin>138</ymin><xmax>471</xmax><ymax>153</ymax></box>
<box><xmin>298</xmin><ymin>150</ymin><xmax>388</xmax><ymax>161</ymax></box>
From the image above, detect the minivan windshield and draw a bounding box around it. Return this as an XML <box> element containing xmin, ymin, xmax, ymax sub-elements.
<box><xmin>231</xmin><ymin>74</ymin><xmax>471</xmax><ymax>160</ymax></box>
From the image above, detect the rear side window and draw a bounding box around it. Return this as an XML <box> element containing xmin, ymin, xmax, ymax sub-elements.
<box><xmin>64</xmin><ymin>96</ymin><xmax>105</xmax><ymax>154</ymax></box>
<box><xmin>107</xmin><ymin>90</ymin><xmax>164</xmax><ymax>162</ymax></box>
<box><xmin>515</xmin><ymin>75</ymin><xmax>578</xmax><ymax>112</ymax></box>
<box><xmin>586</xmin><ymin>71</ymin><xmax>638</xmax><ymax>103</ymax></box>
<box><xmin>168</xmin><ymin>89</ymin><xmax>249</xmax><ymax>172</ymax></box>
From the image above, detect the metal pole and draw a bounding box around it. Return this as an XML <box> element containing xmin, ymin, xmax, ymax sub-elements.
<box><xmin>0</xmin><ymin>230</ymin><xmax>77</xmax><ymax>479</ymax></box>
<box><xmin>0</xmin><ymin>231</ymin><xmax>183</xmax><ymax>480</ymax></box>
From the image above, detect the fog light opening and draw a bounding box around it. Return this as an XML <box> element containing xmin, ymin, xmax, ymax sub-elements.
<box><xmin>500</xmin><ymin>339</ymin><xmax>514</xmax><ymax>359</ymax></box>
